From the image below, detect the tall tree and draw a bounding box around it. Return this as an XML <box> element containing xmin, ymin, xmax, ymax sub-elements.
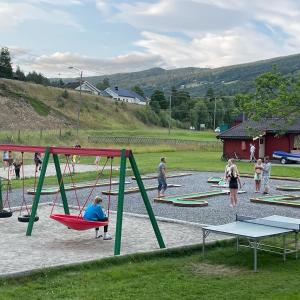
<box><xmin>15</xmin><ymin>66</ymin><xmax>26</xmax><ymax>81</ymax></box>
<box><xmin>131</xmin><ymin>85</ymin><xmax>145</xmax><ymax>97</ymax></box>
<box><xmin>150</xmin><ymin>90</ymin><xmax>167</xmax><ymax>112</ymax></box>
<box><xmin>96</xmin><ymin>78</ymin><xmax>110</xmax><ymax>90</ymax></box>
<box><xmin>235</xmin><ymin>70</ymin><xmax>300</xmax><ymax>128</ymax></box>
<box><xmin>0</xmin><ymin>47</ymin><xmax>13</xmax><ymax>79</ymax></box>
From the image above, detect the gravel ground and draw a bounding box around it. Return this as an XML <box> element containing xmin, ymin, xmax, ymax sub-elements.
<box><xmin>5</xmin><ymin>171</ymin><xmax>300</xmax><ymax>226</ymax></box>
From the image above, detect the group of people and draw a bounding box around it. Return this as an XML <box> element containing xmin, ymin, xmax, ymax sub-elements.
<box><xmin>224</xmin><ymin>156</ymin><xmax>271</xmax><ymax>208</ymax></box>
<box><xmin>2</xmin><ymin>151</ymin><xmax>43</xmax><ymax>179</ymax></box>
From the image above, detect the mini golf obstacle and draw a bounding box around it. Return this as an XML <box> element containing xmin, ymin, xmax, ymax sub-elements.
<box><xmin>27</xmin><ymin>181</ymin><xmax>131</xmax><ymax>195</ymax></box>
<box><xmin>207</xmin><ymin>176</ymin><xmax>223</xmax><ymax>183</ymax></box>
<box><xmin>154</xmin><ymin>190</ymin><xmax>227</xmax><ymax>207</ymax></box>
<box><xmin>0</xmin><ymin>144</ymin><xmax>166</xmax><ymax>256</ymax></box>
<box><xmin>132</xmin><ymin>172</ymin><xmax>193</xmax><ymax>180</ymax></box>
<box><xmin>102</xmin><ymin>183</ymin><xmax>181</xmax><ymax>195</ymax></box>
<box><xmin>154</xmin><ymin>194</ymin><xmax>208</xmax><ymax>207</ymax></box>
<box><xmin>250</xmin><ymin>194</ymin><xmax>300</xmax><ymax>208</ymax></box>
<box><xmin>276</xmin><ymin>185</ymin><xmax>300</xmax><ymax>191</ymax></box>
<box><xmin>211</xmin><ymin>179</ymin><xmax>229</xmax><ymax>188</ymax></box>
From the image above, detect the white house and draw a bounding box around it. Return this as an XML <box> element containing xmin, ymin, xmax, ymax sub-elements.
<box><xmin>65</xmin><ymin>80</ymin><xmax>102</xmax><ymax>95</ymax></box>
<box><xmin>104</xmin><ymin>86</ymin><xmax>147</xmax><ymax>105</ymax></box>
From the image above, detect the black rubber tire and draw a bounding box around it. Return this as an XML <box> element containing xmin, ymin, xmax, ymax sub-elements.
<box><xmin>0</xmin><ymin>210</ymin><xmax>12</xmax><ymax>218</ymax></box>
<box><xmin>280</xmin><ymin>158</ymin><xmax>287</xmax><ymax>165</ymax></box>
<box><xmin>18</xmin><ymin>214</ymin><xmax>39</xmax><ymax>223</ymax></box>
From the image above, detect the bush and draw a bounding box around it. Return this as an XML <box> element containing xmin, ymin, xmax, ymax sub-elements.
<box><xmin>56</xmin><ymin>96</ymin><xmax>65</xmax><ymax>108</ymax></box>
<box><xmin>62</xmin><ymin>89</ymin><xmax>69</xmax><ymax>99</ymax></box>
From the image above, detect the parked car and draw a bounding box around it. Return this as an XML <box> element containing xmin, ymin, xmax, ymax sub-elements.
<box><xmin>272</xmin><ymin>151</ymin><xmax>300</xmax><ymax>164</ymax></box>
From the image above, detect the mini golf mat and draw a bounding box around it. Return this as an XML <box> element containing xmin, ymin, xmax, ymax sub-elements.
<box><xmin>221</xmin><ymin>190</ymin><xmax>246</xmax><ymax>194</ymax></box>
<box><xmin>154</xmin><ymin>194</ymin><xmax>208</xmax><ymax>207</ymax></box>
<box><xmin>27</xmin><ymin>181</ymin><xmax>131</xmax><ymax>195</ymax></box>
<box><xmin>211</xmin><ymin>180</ymin><xmax>229</xmax><ymax>188</ymax></box>
<box><xmin>132</xmin><ymin>173</ymin><xmax>193</xmax><ymax>180</ymax></box>
<box><xmin>276</xmin><ymin>185</ymin><xmax>300</xmax><ymax>191</ymax></box>
<box><xmin>250</xmin><ymin>194</ymin><xmax>300</xmax><ymax>207</ymax></box>
<box><xmin>102</xmin><ymin>183</ymin><xmax>182</xmax><ymax>195</ymax></box>
<box><xmin>154</xmin><ymin>190</ymin><xmax>228</xmax><ymax>207</ymax></box>
<box><xmin>207</xmin><ymin>176</ymin><xmax>223</xmax><ymax>183</ymax></box>
<box><xmin>240</xmin><ymin>174</ymin><xmax>300</xmax><ymax>182</ymax></box>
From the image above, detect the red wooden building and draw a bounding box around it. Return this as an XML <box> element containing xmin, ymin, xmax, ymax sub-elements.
<box><xmin>217</xmin><ymin>118</ymin><xmax>300</xmax><ymax>159</ymax></box>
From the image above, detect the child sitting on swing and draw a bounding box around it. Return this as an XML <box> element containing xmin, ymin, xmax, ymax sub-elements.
<box><xmin>83</xmin><ymin>196</ymin><xmax>112</xmax><ymax>240</ymax></box>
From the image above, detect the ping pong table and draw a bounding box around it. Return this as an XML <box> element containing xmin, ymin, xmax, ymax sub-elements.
<box><xmin>202</xmin><ymin>215</ymin><xmax>300</xmax><ymax>271</ymax></box>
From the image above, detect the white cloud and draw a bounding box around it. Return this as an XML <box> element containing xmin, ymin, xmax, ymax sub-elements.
<box><xmin>0</xmin><ymin>2</ymin><xmax>83</xmax><ymax>31</ymax></box>
<box><xmin>13</xmin><ymin>51</ymin><xmax>165</xmax><ymax>77</ymax></box>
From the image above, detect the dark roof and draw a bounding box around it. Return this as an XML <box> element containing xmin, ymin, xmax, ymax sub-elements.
<box><xmin>218</xmin><ymin>118</ymin><xmax>300</xmax><ymax>140</ymax></box>
<box><xmin>64</xmin><ymin>81</ymin><xmax>80</xmax><ymax>89</ymax></box>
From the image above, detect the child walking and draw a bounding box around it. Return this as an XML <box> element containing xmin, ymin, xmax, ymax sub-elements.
<box><xmin>254</xmin><ymin>159</ymin><xmax>263</xmax><ymax>193</ymax></box>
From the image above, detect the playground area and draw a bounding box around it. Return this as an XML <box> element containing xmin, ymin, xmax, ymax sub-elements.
<box><xmin>1</xmin><ymin>144</ymin><xmax>300</xmax><ymax>277</ymax></box>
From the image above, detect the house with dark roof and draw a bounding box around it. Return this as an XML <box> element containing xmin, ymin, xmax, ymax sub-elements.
<box><xmin>217</xmin><ymin>118</ymin><xmax>300</xmax><ymax>159</ymax></box>
<box><xmin>65</xmin><ymin>80</ymin><xmax>102</xmax><ymax>95</ymax></box>
<box><xmin>104</xmin><ymin>86</ymin><xmax>147</xmax><ymax>105</ymax></box>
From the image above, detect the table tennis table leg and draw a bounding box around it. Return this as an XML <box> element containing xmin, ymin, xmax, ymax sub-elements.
<box><xmin>295</xmin><ymin>232</ymin><xmax>298</xmax><ymax>259</ymax></box>
<box><xmin>253</xmin><ymin>239</ymin><xmax>257</xmax><ymax>272</ymax></box>
<box><xmin>202</xmin><ymin>228</ymin><xmax>206</xmax><ymax>257</ymax></box>
<box><xmin>283</xmin><ymin>234</ymin><xmax>286</xmax><ymax>262</ymax></box>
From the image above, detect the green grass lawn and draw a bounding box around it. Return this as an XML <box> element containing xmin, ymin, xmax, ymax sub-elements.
<box><xmin>1</xmin><ymin>241</ymin><xmax>300</xmax><ymax>300</ymax></box>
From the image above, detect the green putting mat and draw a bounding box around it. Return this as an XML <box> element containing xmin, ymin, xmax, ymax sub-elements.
<box><xmin>207</xmin><ymin>177</ymin><xmax>223</xmax><ymax>183</ymax></box>
<box><xmin>132</xmin><ymin>173</ymin><xmax>193</xmax><ymax>180</ymax></box>
<box><xmin>250</xmin><ymin>194</ymin><xmax>300</xmax><ymax>207</ymax></box>
<box><xmin>154</xmin><ymin>190</ymin><xmax>226</xmax><ymax>207</ymax></box>
<box><xmin>27</xmin><ymin>181</ymin><xmax>131</xmax><ymax>195</ymax></box>
<box><xmin>102</xmin><ymin>183</ymin><xmax>181</xmax><ymax>195</ymax></box>
<box><xmin>276</xmin><ymin>185</ymin><xmax>300</xmax><ymax>191</ymax></box>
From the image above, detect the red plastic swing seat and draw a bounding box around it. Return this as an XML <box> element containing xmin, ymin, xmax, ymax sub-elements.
<box><xmin>50</xmin><ymin>214</ymin><xmax>108</xmax><ymax>231</ymax></box>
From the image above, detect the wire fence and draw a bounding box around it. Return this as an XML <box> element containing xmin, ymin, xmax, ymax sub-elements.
<box><xmin>88</xmin><ymin>136</ymin><xmax>221</xmax><ymax>151</ymax></box>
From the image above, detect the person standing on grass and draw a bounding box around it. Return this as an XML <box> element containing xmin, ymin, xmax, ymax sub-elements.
<box><xmin>254</xmin><ymin>159</ymin><xmax>263</xmax><ymax>193</ymax></box>
<box><xmin>228</xmin><ymin>159</ymin><xmax>242</xmax><ymax>207</ymax></box>
<box><xmin>95</xmin><ymin>156</ymin><xmax>101</xmax><ymax>169</ymax></box>
<box><xmin>2</xmin><ymin>151</ymin><xmax>9</xmax><ymax>170</ymax></box>
<box><xmin>262</xmin><ymin>156</ymin><xmax>272</xmax><ymax>195</ymax></box>
<box><xmin>250</xmin><ymin>143</ymin><xmax>256</xmax><ymax>162</ymax></box>
<box><xmin>157</xmin><ymin>157</ymin><xmax>167</xmax><ymax>198</ymax></box>
<box><xmin>13</xmin><ymin>159</ymin><xmax>22</xmax><ymax>180</ymax></box>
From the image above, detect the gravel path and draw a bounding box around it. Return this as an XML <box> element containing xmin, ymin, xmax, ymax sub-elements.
<box><xmin>5</xmin><ymin>171</ymin><xmax>300</xmax><ymax>226</ymax></box>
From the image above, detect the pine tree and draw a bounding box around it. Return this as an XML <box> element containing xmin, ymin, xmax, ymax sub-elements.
<box><xmin>0</xmin><ymin>47</ymin><xmax>13</xmax><ymax>79</ymax></box>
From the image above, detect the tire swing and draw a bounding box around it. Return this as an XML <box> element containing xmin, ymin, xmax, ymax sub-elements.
<box><xmin>0</xmin><ymin>166</ymin><xmax>13</xmax><ymax>218</ymax></box>
<box><xmin>50</xmin><ymin>156</ymin><xmax>113</xmax><ymax>237</ymax></box>
<box><xmin>18</xmin><ymin>152</ymin><xmax>39</xmax><ymax>223</ymax></box>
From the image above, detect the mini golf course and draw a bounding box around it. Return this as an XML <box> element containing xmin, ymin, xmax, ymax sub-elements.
<box><xmin>276</xmin><ymin>185</ymin><xmax>300</xmax><ymax>191</ymax></box>
<box><xmin>250</xmin><ymin>194</ymin><xmax>300</xmax><ymax>208</ymax></box>
<box><xmin>211</xmin><ymin>180</ymin><xmax>229</xmax><ymax>188</ymax></box>
<box><xmin>27</xmin><ymin>181</ymin><xmax>131</xmax><ymax>195</ymax></box>
<box><xmin>102</xmin><ymin>184</ymin><xmax>182</xmax><ymax>195</ymax></box>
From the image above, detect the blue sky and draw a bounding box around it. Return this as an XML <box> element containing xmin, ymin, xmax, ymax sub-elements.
<box><xmin>1</xmin><ymin>0</ymin><xmax>300</xmax><ymax>77</ymax></box>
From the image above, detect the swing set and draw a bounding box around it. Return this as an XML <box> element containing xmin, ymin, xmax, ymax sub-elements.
<box><xmin>0</xmin><ymin>144</ymin><xmax>165</xmax><ymax>255</ymax></box>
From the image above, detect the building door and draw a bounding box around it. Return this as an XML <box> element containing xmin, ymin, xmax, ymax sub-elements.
<box><xmin>259</xmin><ymin>137</ymin><xmax>265</xmax><ymax>158</ymax></box>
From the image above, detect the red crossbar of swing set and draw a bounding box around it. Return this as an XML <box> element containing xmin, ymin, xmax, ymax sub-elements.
<box><xmin>0</xmin><ymin>144</ymin><xmax>131</xmax><ymax>157</ymax></box>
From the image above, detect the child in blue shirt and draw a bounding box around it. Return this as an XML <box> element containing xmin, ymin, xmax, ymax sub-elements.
<box><xmin>84</xmin><ymin>196</ymin><xmax>111</xmax><ymax>240</ymax></box>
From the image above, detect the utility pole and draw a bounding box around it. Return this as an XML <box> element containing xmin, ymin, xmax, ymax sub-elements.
<box><xmin>68</xmin><ymin>66</ymin><xmax>83</xmax><ymax>138</ymax></box>
<box><xmin>168</xmin><ymin>94</ymin><xmax>172</xmax><ymax>135</ymax></box>
<box><xmin>213</xmin><ymin>96</ymin><xmax>217</xmax><ymax>130</ymax></box>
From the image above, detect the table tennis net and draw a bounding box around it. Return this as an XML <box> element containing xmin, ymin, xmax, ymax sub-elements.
<box><xmin>236</xmin><ymin>215</ymin><xmax>300</xmax><ymax>231</ymax></box>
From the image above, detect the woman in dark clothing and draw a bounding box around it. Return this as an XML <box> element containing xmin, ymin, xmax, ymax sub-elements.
<box><xmin>13</xmin><ymin>159</ymin><xmax>22</xmax><ymax>179</ymax></box>
<box><xmin>228</xmin><ymin>159</ymin><xmax>242</xmax><ymax>208</ymax></box>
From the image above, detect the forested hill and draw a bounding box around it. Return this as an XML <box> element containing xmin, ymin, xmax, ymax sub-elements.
<box><xmin>77</xmin><ymin>53</ymin><xmax>300</xmax><ymax>97</ymax></box>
